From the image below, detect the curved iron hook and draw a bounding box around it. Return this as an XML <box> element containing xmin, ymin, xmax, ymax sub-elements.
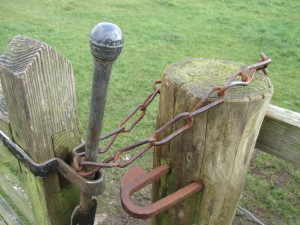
<box><xmin>120</xmin><ymin>164</ymin><xmax>203</xmax><ymax>219</ymax></box>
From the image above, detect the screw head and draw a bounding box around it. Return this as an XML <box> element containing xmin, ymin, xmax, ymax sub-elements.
<box><xmin>90</xmin><ymin>22</ymin><xmax>124</xmax><ymax>61</ymax></box>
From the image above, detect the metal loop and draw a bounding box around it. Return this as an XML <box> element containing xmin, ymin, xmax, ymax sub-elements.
<box><xmin>191</xmin><ymin>86</ymin><xmax>222</xmax><ymax>113</ymax></box>
<box><xmin>153</xmin><ymin>119</ymin><xmax>193</xmax><ymax>146</ymax></box>
<box><xmin>141</xmin><ymin>89</ymin><xmax>160</xmax><ymax>110</ymax></box>
<box><xmin>98</xmin><ymin>87</ymin><xmax>160</xmax><ymax>154</ymax></box>
<box><xmin>120</xmin><ymin>164</ymin><xmax>203</xmax><ymax>219</ymax></box>
<box><xmin>116</xmin><ymin>143</ymin><xmax>153</xmax><ymax>168</ymax></box>
<box><xmin>152</xmin><ymin>80</ymin><xmax>162</xmax><ymax>91</ymax></box>
<box><xmin>188</xmin><ymin>95</ymin><xmax>226</xmax><ymax>118</ymax></box>
<box><xmin>74</xmin><ymin>54</ymin><xmax>272</xmax><ymax>176</ymax></box>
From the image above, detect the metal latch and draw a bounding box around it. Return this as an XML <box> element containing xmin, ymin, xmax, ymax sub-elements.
<box><xmin>0</xmin><ymin>130</ymin><xmax>104</xmax><ymax>196</ymax></box>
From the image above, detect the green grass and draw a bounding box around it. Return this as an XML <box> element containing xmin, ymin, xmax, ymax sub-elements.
<box><xmin>242</xmin><ymin>152</ymin><xmax>300</xmax><ymax>224</ymax></box>
<box><xmin>0</xmin><ymin>0</ymin><xmax>299</xmax><ymax>224</ymax></box>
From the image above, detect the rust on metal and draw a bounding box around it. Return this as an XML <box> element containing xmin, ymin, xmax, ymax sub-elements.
<box><xmin>120</xmin><ymin>165</ymin><xmax>203</xmax><ymax>219</ymax></box>
<box><xmin>71</xmin><ymin>53</ymin><xmax>272</xmax><ymax>219</ymax></box>
<box><xmin>73</xmin><ymin>54</ymin><xmax>271</xmax><ymax>174</ymax></box>
<box><xmin>0</xmin><ymin>130</ymin><xmax>105</xmax><ymax>196</ymax></box>
<box><xmin>98</xmin><ymin>86</ymin><xmax>160</xmax><ymax>154</ymax></box>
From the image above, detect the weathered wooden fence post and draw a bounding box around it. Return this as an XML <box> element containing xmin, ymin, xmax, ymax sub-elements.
<box><xmin>0</xmin><ymin>35</ymin><xmax>81</xmax><ymax>225</ymax></box>
<box><xmin>256</xmin><ymin>105</ymin><xmax>300</xmax><ymax>166</ymax></box>
<box><xmin>152</xmin><ymin>58</ymin><xmax>273</xmax><ymax>225</ymax></box>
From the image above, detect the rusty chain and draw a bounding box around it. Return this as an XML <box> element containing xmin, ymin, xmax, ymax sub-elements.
<box><xmin>73</xmin><ymin>53</ymin><xmax>271</xmax><ymax>177</ymax></box>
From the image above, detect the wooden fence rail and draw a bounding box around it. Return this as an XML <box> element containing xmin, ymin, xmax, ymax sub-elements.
<box><xmin>256</xmin><ymin>104</ymin><xmax>300</xmax><ymax>167</ymax></box>
<box><xmin>0</xmin><ymin>35</ymin><xmax>298</xmax><ymax>224</ymax></box>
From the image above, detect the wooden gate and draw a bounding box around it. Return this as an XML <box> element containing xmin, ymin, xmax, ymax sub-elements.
<box><xmin>0</xmin><ymin>35</ymin><xmax>299</xmax><ymax>225</ymax></box>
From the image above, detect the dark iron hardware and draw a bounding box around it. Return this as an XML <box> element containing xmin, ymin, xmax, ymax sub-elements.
<box><xmin>71</xmin><ymin>22</ymin><xmax>124</xmax><ymax>225</ymax></box>
<box><xmin>72</xmin><ymin>53</ymin><xmax>271</xmax><ymax>219</ymax></box>
<box><xmin>74</xmin><ymin>54</ymin><xmax>271</xmax><ymax>174</ymax></box>
<box><xmin>0</xmin><ymin>130</ymin><xmax>104</xmax><ymax>196</ymax></box>
<box><xmin>0</xmin><ymin>18</ymin><xmax>272</xmax><ymax>221</ymax></box>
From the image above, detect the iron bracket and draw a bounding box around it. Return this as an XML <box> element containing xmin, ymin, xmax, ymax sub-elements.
<box><xmin>0</xmin><ymin>130</ymin><xmax>105</xmax><ymax>196</ymax></box>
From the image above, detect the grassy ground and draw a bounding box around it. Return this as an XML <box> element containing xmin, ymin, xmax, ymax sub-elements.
<box><xmin>0</xmin><ymin>0</ymin><xmax>299</xmax><ymax>224</ymax></box>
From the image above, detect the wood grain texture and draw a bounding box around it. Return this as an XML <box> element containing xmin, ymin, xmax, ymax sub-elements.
<box><xmin>0</xmin><ymin>195</ymin><xmax>24</xmax><ymax>225</ymax></box>
<box><xmin>152</xmin><ymin>58</ymin><xmax>273</xmax><ymax>225</ymax></box>
<box><xmin>0</xmin><ymin>82</ymin><xmax>11</xmax><ymax>138</ymax></box>
<box><xmin>0</xmin><ymin>147</ymin><xmax>35</xmax><ymax>224</ymax></box>
<box><xmin>256</xmin><ymin>104</ymin><xmax>300</xmax><ymax>166</ymax></box>
<box><xmin>0</xmin><ymin>216</ymin><xmax>6</xmax><ymax>225</ymax></box>
<box><xmin>0</xmin><ymin>35</ymin><xmax>81</xmax><ymax>225</ymax></box>
<box><xmin>0</xmin><ymin>73</ymin><xmax>32</xmax><ymax>223</ymax></box>
<box><xmin>0</xmin><ymin>82</ymin><xmax>8</xmax><ymax>125</ymax></box>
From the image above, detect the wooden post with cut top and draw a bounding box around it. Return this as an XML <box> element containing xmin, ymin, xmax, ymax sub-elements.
<box><xmin>152</xmin><ymin>58</ymin><xmax>273</xmax><ymax>225</ymax></box>
<box><xmin>0</xmin><ymin>35</ymin><xmax>81</xmax><ymax>225</ymax></box>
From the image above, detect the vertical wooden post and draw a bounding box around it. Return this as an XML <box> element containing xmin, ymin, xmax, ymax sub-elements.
<box><xmin>0</xmin><ymin>35</ymin><xmax>81</xmax><ymax>225</ymax></box>
<box><xmin>152</xmin><ymin>58</ymin><xmax>273</xmax><ymax>225</ymax></box>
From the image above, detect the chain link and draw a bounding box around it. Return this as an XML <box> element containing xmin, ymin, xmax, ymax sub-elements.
<box><xmin>73</xmin><ymin>54</ymin><xmax>271</xmax><ymax>177</ymax></box>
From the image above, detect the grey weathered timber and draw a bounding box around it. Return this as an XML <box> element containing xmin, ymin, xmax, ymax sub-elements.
<box><xmin>152</xmin><ymin>58</ymin><xmax>273</xmax><ymax>225</ymax></box>
<box><xmin>256</xmin><ymin>104</ymin><xmax>300</xmax><ymax>166</ymax></box>
<box><xmin>0</xmin><ymin>216</ymin><xmax>6</xmax><ymax>225</ymax></box>
<box><xmin>0</xmin><ymin>83</ymin><xmax>11</xmax><ymax>138</ymax></box>
<box><xmin>0</xmin><ymin>151</ymin><xmax>35</xmax><ymax>224</ymax></box>
<box><xmin>0</xmin><ymin>84</ymin><xmax>18</xmax><ymax>170</ymax></box>
<box><xmin>0</xmin><ymin>35</ymin><xmax>81</xmax><ymax>225</ymax></box>
<box><xmin>0</xmin><ymin>195</ymin><xmax>24</xmax><ymax>225</ymax></box>
<box><xmin>0</xmin><ymin>82</ymin><xmax>34</xmax><ymax>224</ymax></box>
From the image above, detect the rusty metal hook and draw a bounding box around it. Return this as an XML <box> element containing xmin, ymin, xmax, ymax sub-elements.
<box><xmin>120</xmin><ymin>164</ymin><xmax>203</xmax><ymax>219</ymax></box>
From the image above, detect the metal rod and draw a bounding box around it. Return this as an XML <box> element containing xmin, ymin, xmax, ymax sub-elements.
<box><xmin>86</xmin><ymin>22</ymin><xmax>124</xmax><ymax>162</ymax></box>
<box><xmin>83</xmin><ymin>22</ymin><xmax>123</xmax><ymax>203</ymax></box>
<box><xmin>71</xmin><ymin>23</ymin><xmax>123</xmax><ymax>225</ymax></box>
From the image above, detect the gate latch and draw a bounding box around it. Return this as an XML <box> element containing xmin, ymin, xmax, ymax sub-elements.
<box><xmin>0</xmin><ymin>130</ymin><xmax>104</xmax><ymax>196</ymax></box>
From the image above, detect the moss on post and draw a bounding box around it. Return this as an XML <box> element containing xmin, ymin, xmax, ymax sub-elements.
<box><xmin>152</xmin><ymin>58</ymin><xmax>273</xmax><ymax>225</ymax></box>
<box><xmin>0</xmin><ymin>35</ymin><xmax>81</xmax><ymax>225</ymax></box>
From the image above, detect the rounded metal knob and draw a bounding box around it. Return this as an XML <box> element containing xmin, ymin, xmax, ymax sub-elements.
<box><xmin>90</xmin><ymin>22</ymin><xmax>124</xmax><ymax>62</ymax></box>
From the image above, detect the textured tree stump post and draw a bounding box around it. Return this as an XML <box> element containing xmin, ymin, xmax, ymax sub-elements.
<box><xmin>152</xmin><ymin>58</ymin><xmax>273</xmax><ymax>225</ymax></box>
<box><xmin>0</xmin><ymin>35</ymin><xmax>81</xmax><ymax>225</ymax></box>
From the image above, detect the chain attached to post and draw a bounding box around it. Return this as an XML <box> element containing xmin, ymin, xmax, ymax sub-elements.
<box><xmin>0</xmin><ymin>52</ymin><xmax>272</xmax><ymax>220</ymax></box>
<box><xmin>73</xmin><ymin>53</ymin><xmax>271</xmax><ymax>177</ymax></box>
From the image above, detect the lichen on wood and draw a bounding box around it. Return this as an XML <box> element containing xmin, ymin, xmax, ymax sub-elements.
<box><xmin>152</xmin><ymin>58</ymin><xmax>273</xmax><ymax>225</ymax></box>
<box><xmin>0</xmin><ymin>35</ymin><xmax>81</xmax><ymax>225</ymax></box>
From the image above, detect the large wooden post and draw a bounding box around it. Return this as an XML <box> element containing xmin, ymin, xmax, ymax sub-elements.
<box><xmin>0</xmin><ymin>35</ymin><xmax>81</xmax><ymax>225</ymax></box>
<box><xmin>152</xmin><ymin>58</ymin><xmax>273</xmax><ymax>225</ymax></box>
